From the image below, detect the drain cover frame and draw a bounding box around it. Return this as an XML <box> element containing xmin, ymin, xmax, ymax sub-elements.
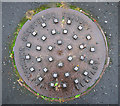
<box><xmin>14</xmin><ymin>8</ymin><xmax>109</xmax><ymax>99</ymax></box>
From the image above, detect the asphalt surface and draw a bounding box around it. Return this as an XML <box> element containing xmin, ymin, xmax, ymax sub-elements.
<box><xmin>2</xmin><ymin>2</ymin><xmax>118</xmax><ymax>104</ymax></box>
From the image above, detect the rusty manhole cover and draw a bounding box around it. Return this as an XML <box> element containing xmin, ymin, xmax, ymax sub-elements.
<box><xmin>14</xmin><ymin>8</ymin><xmax>108</xmax><ymax>99</ymax></box>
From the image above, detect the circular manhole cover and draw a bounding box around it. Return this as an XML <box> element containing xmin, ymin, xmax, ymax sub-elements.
<box><xmin>14</xmin><ymin>8</ymin><xmax>108</xmax><ymax>99</ymax></box>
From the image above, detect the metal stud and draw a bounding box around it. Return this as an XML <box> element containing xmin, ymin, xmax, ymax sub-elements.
<box><xmin>25</xmin><ymin>54</ymin><xmax>31</xmax><ymax>60</ymax></box>
<box><xmin>63</xmin><ymin>29</ymin><xmax>68</xmax><ymax>34</ymax></box>
<box><xmin>29</xmin><ymin>67</ymin><xmax>35</xmax><ymax>72</ymax></box>
<box><xmin>74</xmin><ymin>66</ymin><xmax>79</xmax><ymax>72</ymax></box>
<box><xmin>57</xmin><ymin>40</ymin><xmax>62</xmax><ymax>45</ymax></box>
<box><xmin>36</xmin><ymin>57</ymin><xmax>42</xmax><ymax>62</ymax></box>
<box><xmin>89</xmin><ymin>59</ymin><xmax>94</xmax><ymax>65</ymax></box>
<box><xmin>83</xmin><ymin>71</ymin><xmax>88</xmax><ymax>76</ymax></box>
<box><xmin>36</xmin><ymin>45</ymin><xmax>41</xmax><ymax>51</ymax></box>
<box><xmin>67</xmin><ymin>56</ymin><xmax>73</xmax><ymax>62</ymax></box>
<box><xmin>41</xmin><ymin>35</ymin><xmax>47</xmax><ymax>41</ymax></box>
<box><xmin>67</xmin><ymin>19</ymin><xmax>71</xmax><ymax>25</ymax></box>
<box><xmin>50</xmin><ymin>82</ymin><xmax>54</xmax><ymax>87</ymax></box>
<box><xmin>48</xmin><ymin>45</ymin><xmax>53</xmax><ymax>51</ymax></box>
<box><xmin>51</xmin><ymin>29</ymin><xmax>56</xmax><ymax>35</ymax></box>
<box><xmin>53</xmin><ymin>73</ymin><xmax>58</xmax><ymax>78</ymax></box>
<box><xmin>84</xmin><ymin>78</ymin><xmax>90</xmax><ymax>83</ymax></box>
<box><xmin>67</xmin><ymin>44</ymin><xmax>73</xmax><ymax>50</ymax></box>
<box><xmin>90</xmin><ymin>47</ymin><xmax>95</xmax><ymax>52</ymax></box>
<box><xmin>79</xmin><ymin>44</ymin><xmax>85</xmax><ymax>49</ymax></box>
<box><xmin>58</xmin><ymin>62</ymin><xmax>64</xmax><ymax>68</ymax></box>
<box><xmin>43</xmin><ymin>67</ymin><xmax>48</xmax><ymax>73</ymax></box>
<box><xmin>26</xmin><ymin>42</ymin><xmax>31</xmax><ymax>48</ymax></box>
<box><xmin>53</xmin><ymin>18</ymin><xmax>59</xmax><ymax>24</ymax></box>
<box><xmin>64</xmin><ymin>72</ymin><xmax>70</xmax><ymax>77</ymax></box>
<box><xmin>32</xmin><ymin>31</ymin><xmax>37</xmax><ymax>36</ymax></box>
<box><xmin>41</xmin><ymin>23</ymin><xmax>46</xmax><ymax>28</ymax></box>
<box><xmin>74</xmin><ymin>79</ymin><xmax>79</xmax><ymax>84</ymax></box>
<box><xmin>62</xmin><ymin>83</ymin><xmax>67</xmax><ymax>88</ymax></box>
<box><xmin>72</xmin><ymin>34</ymin><xmax>78</xmax><ymax>40</ymax></box>
<box><xmin>78</xmin><ymin>25</ymin><xmax>83</xmax><ymax>31</ymax></box>
<box><xmin>38</xmin><ymin>76</ymin><xmax>43</xmax><ymax>82</ymax></box>
<box><xmin>80</xmin><ymin>55</ymin><xmax>85</xmax><ymax>61</ymax></box>
<box><xmin>48</xmin><ymin>57</ymin><xmax>54</xmax><ymax>62</ymax></box>
<box><xmin>86</xmin><ymin>35</ymin><xmax>91</xmax><ymax>40</ymax></box>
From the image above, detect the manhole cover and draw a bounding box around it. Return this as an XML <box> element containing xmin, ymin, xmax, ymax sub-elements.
<box><xmin>14</xmin><ymin>8</ymin><xmax>108</xmax><ymax>99</ymax></box>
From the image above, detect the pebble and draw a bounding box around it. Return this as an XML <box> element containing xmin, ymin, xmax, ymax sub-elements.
<box><xmin>99</xmin><ymin>9</ymin><xmax>101</xmax><ymax>11</ymax></box>
<box><xmin>104</xmin><ymin>92</ymin><xmax>107</xmax><ymax>95</ymax></box>
<box><xmin>97</xmin><ymin>16</ymin><xmax>99</xmax><ymax>19</ymax></box>
<box><xmin>80</xmin><ymin>10</ymin><xmax>82</xmax><ymax>12</ymax></box>
<box><xmin>3</xmin><ymin>25</ymin><xmax>4</xmax><ymax>28</ymax></box>
<box><xmin>3</xmin><ymin>61</ymin><xmax>6</xmax><ymax>65</ymax></box>
<box><xmin>104</xmin><ymin>16</ymin><xmax>106</xmax><ymax>18</ymax></box>
<box><xmin>115</xmin><ymin>85</ymin><xmax>117</xmax><ymax>87</ymax></box>
<box><xmin>104</xmin><ymin>21</ymin><xmax>108</xmax><ymax>24</ymax></box>
<box><xmin>109</xmin><ymin>34</ymin><xmax>112</xmax><ymax>36</ymax></box>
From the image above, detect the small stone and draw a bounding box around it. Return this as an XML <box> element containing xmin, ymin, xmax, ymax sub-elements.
<box><xmin>104</xmin><ymin>21</ymin><xmax>108</xmax><ymax>24</ymax></box>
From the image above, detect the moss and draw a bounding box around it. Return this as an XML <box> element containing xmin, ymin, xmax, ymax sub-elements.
<box><xmin>75</xmin><ymin>94</ymin><xmax>81</xmax><ymax>98</ymax></box>
<box><xmin>55</xmin><ymin>82</ymin><xmax>58</xmax><ymax>86</ymax></box>
<box><xmin>105</xmin><ymin>35</ymin><xmax>109</xmax><ymax>48</ymax></box>
<box><xmin>56</xmin><ymin>2</ymin><xmax>62</xmax><ymax>7</ymax></box>
<box><xmin>69</xmin><ymin>5</ymin><xmax>76</xmax><ymax>9</ymax></box>
<box><xmin>34</xmin><ymin>4</ymin><xmax>50</xmax><ymax>14</ymax></box>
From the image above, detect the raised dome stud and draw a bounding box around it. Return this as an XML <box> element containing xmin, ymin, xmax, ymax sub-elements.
<box><xmin>53</xmin><ymin>18</ymin><xmax>59</xmax><ymax>24</ymax></box>
<box><xmin>64</xmin><ymin>72</ymin><xmax>70</xmax><ymax>77</ymax></box>
<box><xmin>90</xmin><ymin>47</ymin><xmax>95</xmax><ymax>52</ymax></box>
<box><xmin>51</xmin><ymin>29</ymin><xmax>56</xmax><ymax>35</ymax></box>
<box><xmin>53</xmin><ymin>73</ymin><xmax>58</xmax><ymax>78</ymax></box>
<box><xmin>74</xmin><ymin>79</ymin><xmax>79</xmax><ymax>84</ymax></box>
<box><xmin>72</xmin><ymin>34</ymin><xmax>78</xmax><ymax>40</ymax></box>
<box><xmin>38</xmin><ymin>76</ymin><xmax>43</xmax><ymax>82</ymax></box>
<box><xmin>89</xmin><ymin>59</ymin><xmax>94</xmax><ymax>65</ymax></box>
<box><xmin>32</xmin><ymin>31</ymin><xmax>37</xmax><ymax>36</ymax></box>
<box><xmin>67</xmin><ymin>56</ymin><xmax>73</xmax><ymax>62</ymax></box>
<box><xmin>67</xmin><ymin>44</ymin><xmax>73</xmax><ymax>50</ymax></box>
<box><xmin>50</xmin><ymin>82</ymin><xmax>54</xmax><ymax>87</ymax></box>
<box><xmin>83</xmin><ymin>71</ymin><xmax>88</xmax><ymax>76</ymax></box>
<box><xmin>48</xmin><ymin>56</ymin><xmax>54</xmax><ymax>62</ymax></box>
<box><xmin>63</xmin><ymin>29</ymin><xmax>68</xmax><ymax>34</ymax></box>
<box><xmin>26</xmin><ymin>42</ymin><xmax>31</xmax><ymax>48</ymax></box>
<box><xmin>41</xmin><ymin>35</ymin><xmax>47</xmax><ymax>41</ymax></box>
<box><xmin>79</xmin><ymin>44</ymin><xmax>85</xmax><ymax>49</ymax></box>
<box><xmin>86</xmin><ymin>34</ymin><xmax>91</xmax><ymax>40</ymax></box>
<box><xmin>78</xmin><ymin>25</ymin><xmax>83</xmax><ymax>31</ymax></box>
<box><xmin>80</xmin><ymin>55</ymin><xmax>85</xmax><ymax>61</ymax></box>
<box><xmin>74</xmin><ymin>66</ymin><xmax>79</xmax><ymax>72</ymax></box>
<box><xmin>29</xmin><ymin>67</ymin><xmax>35</xmax><ymax>72</ymax></box>
<box><xmin>67</xmin><ymin>19</ymin><xmax>72</xmax><ymax>25</ymax></box>
<box><xmin>41</xmin><ymin>23</ymin><xmax>47</xmax><ymax>28</ymax></box>
<box><xmin>57</xmin><ymin>40</ymin><xmax>62</xmax><ymax>45</ymax></box>
<box><xmin>25</xmin><ymin>54</ymin><xmax>31</xmax><ymax>60</ymax></box>
<box><xmin>62</xmin><ymin>83</ymin><xmax>67</xmax><ymax>88</ymax></box>
<box><xmin>58</xmin><ymin>62</ymin><xmax>64</xmax><ymax>68</ymax></box>
<box><xmin>48</xmin><ymin>45</ymin><xmax>53</xmax><ymax>51</ymax></box>
<box><xmin>36</xmin><ymin>45</ymin><xmax>41</xmax><ymax>51</ymax></box>
<box><xmin>43</xmin><ymin>67</ymin><xmax>48</xmax><ymax>73</ymax></box>
<box><xmin>36</xmin><ymin>57</ymin><xmax>42</xmax><ymax>62</ymax></box>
